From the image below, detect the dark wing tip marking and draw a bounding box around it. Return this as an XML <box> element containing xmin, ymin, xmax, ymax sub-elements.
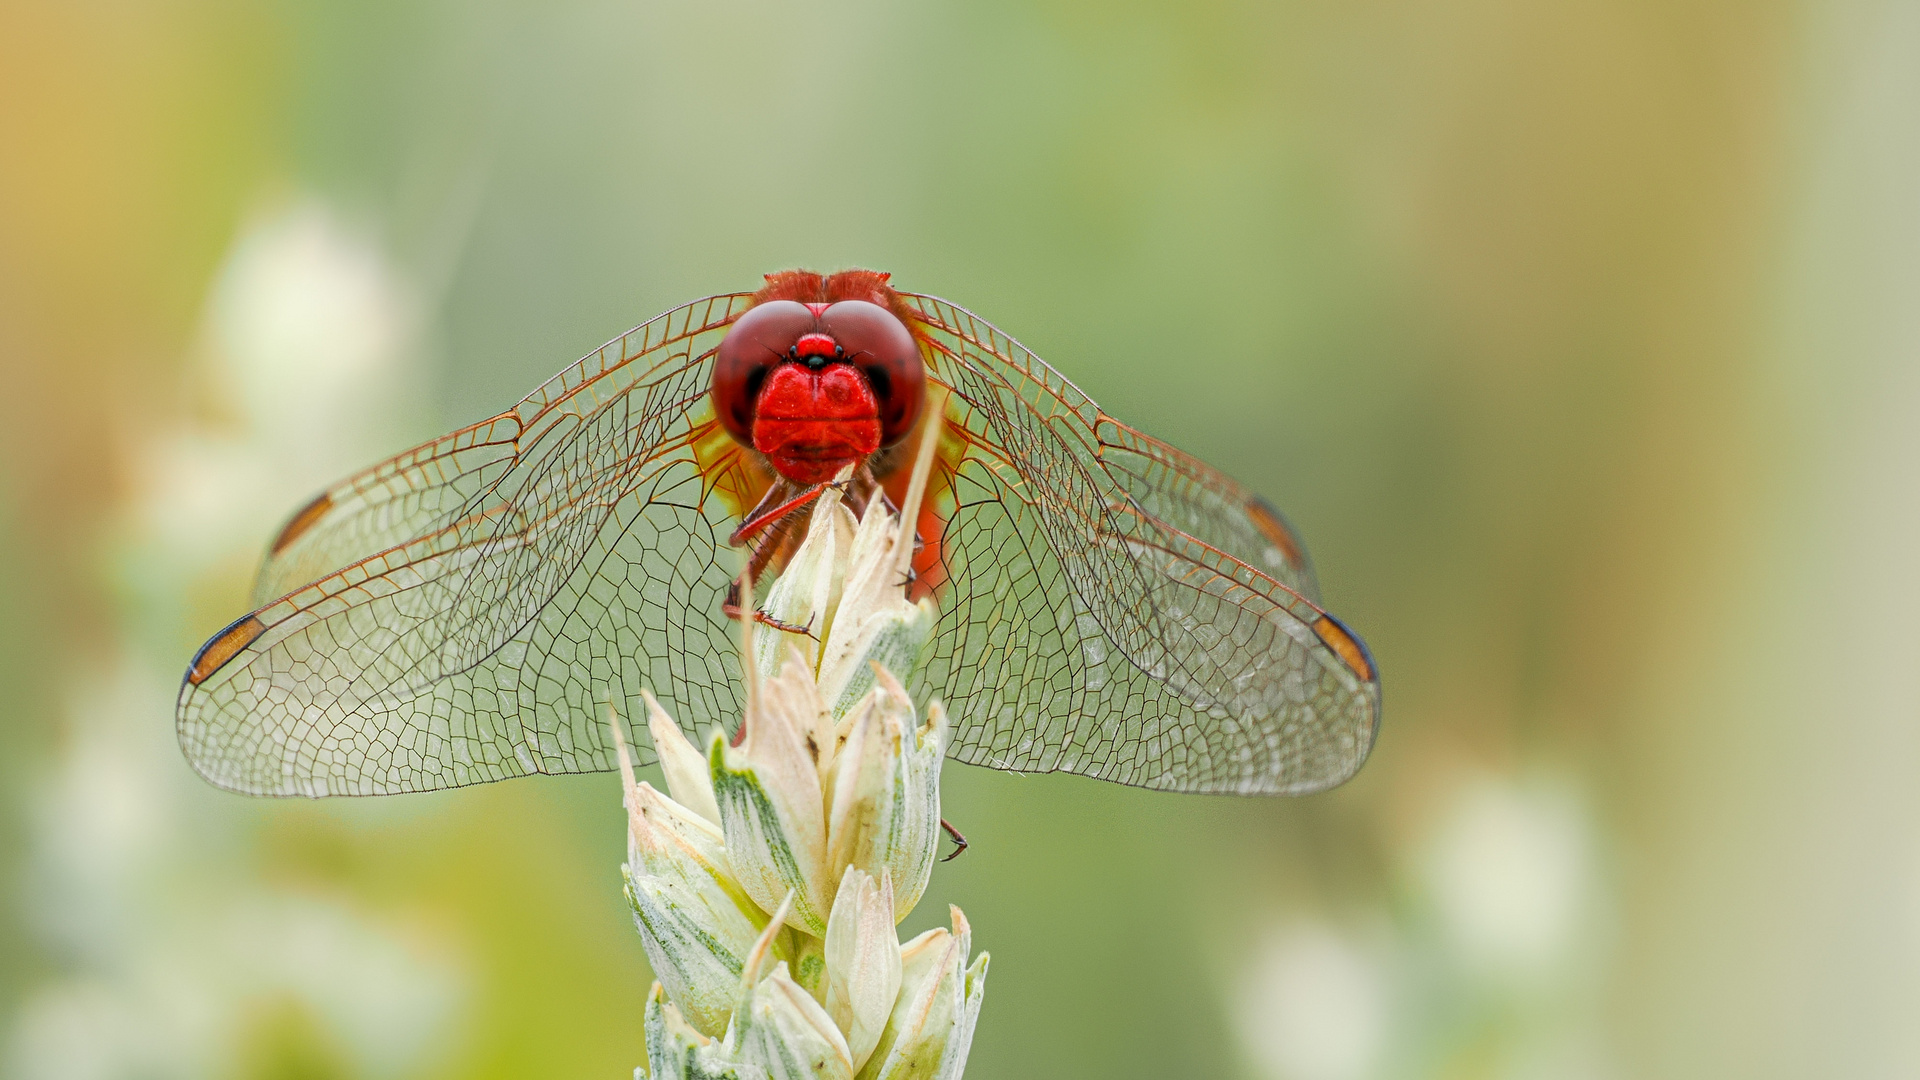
<box><xmin>270</xmin><ymin>492</ymin><xmax>334</xmax><ymax>556</ymax></box>
<box><xmin>186</xmin><ymin>613</ymin><xmax>266</xmax><ymax>686</ymax></box>
<box><xmin>1311</xmin><ymin>611</ymin><xmax>1377</xmax><ymax>685</ymax></box>
<box><xmin>1245</xmin><ymin>495</ymin><xmax>1308</xmax><ymax>571</ymax></box>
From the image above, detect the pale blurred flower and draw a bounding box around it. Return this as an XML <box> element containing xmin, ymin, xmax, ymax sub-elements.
<box><xmin>21</xmin><ymin>669</ymin><xmax>170</xmax><ymax>962</ymax></box>
<box><xmin>130</xmin><ymin>197</ymin><xmax>422</xmax><ymax>579</ymax></box>
<box><xmin>7</xmin><ymin>195</ymin><xmax>466</xmax><ymax>1079</ymax></box>
<box><xmin>126</xmin><ymin>433</ymin><xmax>278</xmax><ymax>578</ymax></box>
<box><xmin>208</xmin><ymin>198</ymin><xmax>413</xmax><ymax>450</ymax></box>
<box><xmin>1417</xmin><ymin>772</ymin><xmax>1594</xmax><ymax>979</ymax></box>
<box><xmin>7</xmin><ymin>662</ymin><xmax>466</xmax><ymax>1080</ymax></box>
<box><xmin>1234</xmin><ymin>922</ymin><xmax>1389</xmax><ymax>1080</ymax></box>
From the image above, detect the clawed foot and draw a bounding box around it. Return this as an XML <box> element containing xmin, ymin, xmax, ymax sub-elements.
<box><xmin>721</xmin><ymin>594</ymin><xmax>817</xmax><ymax>638</ymax></box>
<box><xmin>939</xmin><ymin>817</ymin><xmax>969</xmax><ymax>862</ymax></box>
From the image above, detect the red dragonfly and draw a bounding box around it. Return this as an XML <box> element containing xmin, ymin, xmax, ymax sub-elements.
<box><xmin>178</xmin><ymin>270</ymin><xmax>1380</xmax><ymax>799</ymax></box>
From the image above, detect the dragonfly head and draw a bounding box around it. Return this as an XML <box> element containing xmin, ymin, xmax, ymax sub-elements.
<box><xmin>712</xmin><ymin>270</ymin><xmax>927</xmax><ymax>484</ymax></box>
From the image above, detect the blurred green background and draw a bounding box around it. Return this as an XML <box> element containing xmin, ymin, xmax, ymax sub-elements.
<box><xmin>4</xmin><ymin>0</ymin><xmax>1918</xmax><ymax>1076</ymax></box>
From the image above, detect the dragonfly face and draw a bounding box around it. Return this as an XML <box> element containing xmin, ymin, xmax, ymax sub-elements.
<box><xmin>712</xmin><ymin>273</ymin><xmax>927</xmax><ymax>485</ymax></box>
<box><xmin>178</xmin><ymin>269</ymin><xmax>1381</xmax><ymax>800</ymax></box>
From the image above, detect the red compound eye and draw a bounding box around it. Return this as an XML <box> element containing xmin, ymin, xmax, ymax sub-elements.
<box><xmin>713</xmin><ymin>300</ymin><xmax>814</xmax><ymax>445</ymax></box>
<box><xmin>819</xmin><ymin>300</ymin><xmax>925</xmax><ymax>446</ymax></box>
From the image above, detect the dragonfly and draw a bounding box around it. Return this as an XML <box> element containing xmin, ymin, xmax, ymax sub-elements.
<box><xmin>178</xmin><ymin>269</ymin><xmax>1380</xmax><ymax>800</ymax></box>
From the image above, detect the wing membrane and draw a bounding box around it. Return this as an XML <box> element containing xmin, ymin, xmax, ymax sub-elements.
<box><xmin>180</xmin><ymin>294</ymin><xmax>754</xmax><ymax>795</ymax></box>
<box><xmin>179</xmin><ymin>288</ymin><xmax>1379</xmax><ymax>798</ymax></box>
<box><xmin>903</xmin><ymin>293</ymin><xmax>1378</xmax><ymax>793</ymax></box>
<box><xmin>1093</xmin><ymin>420</ymin><xmax>1318</xmax><ymax>601</ymax></box>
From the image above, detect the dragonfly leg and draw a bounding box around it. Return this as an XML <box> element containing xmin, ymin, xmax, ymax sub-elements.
<box><xmin>722</xmin><ymin>518</ymin><xmax>802</xmax><ymax>616</ymax></box>
<box><xmin>724</xmin><ymin>606</ymin><xmax>816</xmax><ymax>637</ymax></box>
<box><xmin>728</xmin><ymin>480</ymin><xmax>827</xmax><ymax>547</ymax></box>
<box><xmin>719</xmin><ymin>590</ymin><xmax>816</xmax><ymax>636</ymax></box>
<box><xmin>732</xmin><ymin>478</ymin><xmax>797</xmax><ymax>542</ymax></box>
<box><xmin>894</xmin><ymin>527</ymin><xmax>928</xmax><ymax>592</ymax></box>
<box><xmin>840</xmin><ymin>463</ymin><xmax>888</xmax><ymax>519</ymax></box>
<box><xmin>939</xmin><ymin>817</ymin><xmax>969</xmax><ymax>862</ymax></box>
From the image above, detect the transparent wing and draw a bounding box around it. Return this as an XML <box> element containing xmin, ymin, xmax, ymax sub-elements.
<box><xmin>901</xmin><ymin>293</ymin><xmax>1380</xmax><ymax>795</ymax></box>
<box><xmin>178</xmin><ymin>289</ymin><xmax>1379</xmax><ymax>799</ymax></box>
<box><xmin>178</xmin><ymin>294</ymin><xmax>761</xmax><ymax>796</ymax></box>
